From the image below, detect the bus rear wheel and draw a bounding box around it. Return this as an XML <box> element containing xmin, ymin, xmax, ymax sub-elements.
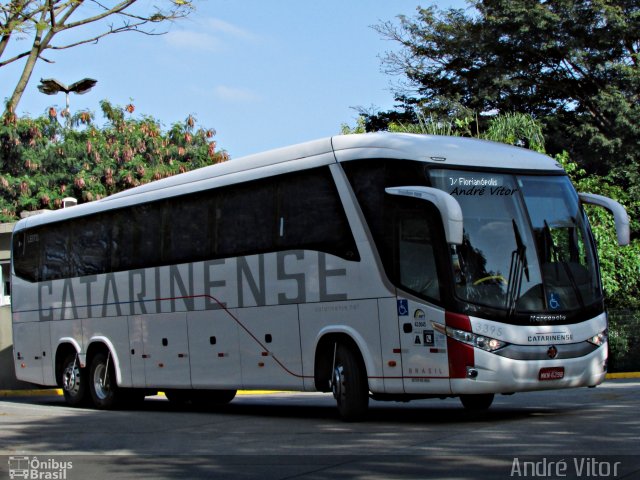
<box><xmin>460</xmin><ymin>393</ymin><xmax>494</xmax><ymax>411</ymax></box>
<box><xmin>61</xmin><ymin>354</ymin><xmax>87</xmax><ymax>407</ymax></box>
<box><xmin>89</xmin><ymin>352</ymin><xmax>119</xmax><ymax>409</ymax></box>
<box><xmin>332</xmin><ymin>344</ymin><xmax>368</xmax><ymax>421</ymax></box>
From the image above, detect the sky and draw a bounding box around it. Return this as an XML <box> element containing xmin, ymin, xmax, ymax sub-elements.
<box><xmin>4</xmin><ymin>0</ymin><xmax>468</xmax><ymax>159</ymax></box>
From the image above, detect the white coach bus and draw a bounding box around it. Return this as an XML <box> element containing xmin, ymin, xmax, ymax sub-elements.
<box><xmin>11</xmin><ymin>133</ymin><xmax>629</xmax><ymax>420</ymax></box>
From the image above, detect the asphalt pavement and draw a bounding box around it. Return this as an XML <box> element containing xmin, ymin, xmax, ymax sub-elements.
<box><xmin>0</xmin><ymin>379</ymin><xmax>638</xmax><ymax>479</ymax></box>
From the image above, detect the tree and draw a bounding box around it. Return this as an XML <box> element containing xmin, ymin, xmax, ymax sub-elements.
<box><xmin>371</xmin><ymin>1</ymin><xmax>640</xmax><ymax>192</ymax></box>
<box><xmin>1</xmin><ymin>0</ymin><xmax>195</xmax><ymax>113</ymax></box>
<box><xmin>0</xmin><ymin>100</ymin><xmax>226</xmax><ymax>221</ymax></box>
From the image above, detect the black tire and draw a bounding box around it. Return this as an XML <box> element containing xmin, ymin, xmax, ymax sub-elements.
<box><xmin>192</xmin><ymin>389</ymin><xmax>237</xmax><ymax>407</ymax></box>
<box><xmin>120</xmin><ymin>389</ymin><xmax>147</xmax><ymax>407</ymax></box>
<box><xmin>332</xmin><ymin>344</ymin><xmax>369</xmax><ymax>421</ymax></box>
<box><xmin>460</xmin><ymin>393</ymin><xmax>494</xmax><ymax>411</ymax></box>
<box><xmin>164</xmin><ymin>389</ymin><xmax>193</xmax><ymax>405</ymax></box>
<box><xmin>88</xmin><ymin>352</ymin><xmax>120</xmax><ymax>409</ymax></box>
<box><xmin>61</xmin><ymin>354</ymin><xmax>88</xmax><ymax>407</ymax></box>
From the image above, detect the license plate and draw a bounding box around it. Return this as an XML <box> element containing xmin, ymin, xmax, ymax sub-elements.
<box><xmin>539</xmin><ymin>367</ymin><xmax>565</xmax><ymax>380</ymax></box>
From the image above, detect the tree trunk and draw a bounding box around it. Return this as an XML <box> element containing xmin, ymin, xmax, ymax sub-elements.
<box><xmin>5</xmin><ymin>44</ymin><xmax>41</xmax><ymax>114</ymax></box>
<box><xmin>0</xmin><ymin>32</ymin><xmax>13</xmax><ymax>61</ymax></box>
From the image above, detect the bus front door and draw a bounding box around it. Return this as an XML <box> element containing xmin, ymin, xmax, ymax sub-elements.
<box><xmin>397</xmin><ymin>298</ymin><xmax>451</xmax><ymax>394</ymax></box>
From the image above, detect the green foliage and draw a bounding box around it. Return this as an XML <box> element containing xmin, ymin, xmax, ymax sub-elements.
<box><xmin>388</xmin><ymin>112</ymin><xmax>473</xmax><ymax>137</ymax></box>
<box><xmin>555</xmin><ymin>153</ymin><xmax>640</xmax><ymax>310</ymax></box>
<box><xmin>340</xmin><ymin>116</ymin><xmax>367</xmax><ymax>135</ymax></box>
<box><xmin>484</xmin><ymin>113</ymin><xmax>545</xmax><ymax>153</ymax></box>
<box><xmin>0</xmin><ymin>101</ymin><xmax>227</xmax><ymax>222</ymax></box>
<box><xmin>607</xmin><ymin>311</ymin><xmax>640</xmax><ymax>372</ymax></box>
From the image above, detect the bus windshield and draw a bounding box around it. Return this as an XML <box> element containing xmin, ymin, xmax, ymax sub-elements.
<box><xmin>429</xmin><ymin>170</ymin><xmax>601</xmax><ymax>317</ymax></box>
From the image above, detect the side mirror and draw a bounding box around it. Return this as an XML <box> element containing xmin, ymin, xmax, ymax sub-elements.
<box><xmin>385</xmin><ymin>186</ymin><xmax>463</xmax><ymax>245</ymax></box>
<box><xmin>579</xmin><ymin>193</ymin><xmax>630</xmax><ymax>246</ymax></box>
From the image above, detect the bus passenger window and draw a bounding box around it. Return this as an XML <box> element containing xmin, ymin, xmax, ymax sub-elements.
<box><xmin>70</xmin><ymin>216</ymin><xmax>111</xmax><ymax>276</ymax></box>
<box><xmin>216</xmin><ymin>180</ymin><xmax>276</xmax><ymax>258</ymax></box>
<box><xmin>13</xmin><ymin>231</ymin><xmax>41</xmax><ymax>282</ymax></box>
<box><xmin>41</xmin><ymin>225</ymin><xmax>70</xmax><ymax>280</ymax></box>
<box><xmin>277</xmin><ymin>167</ymin><xmax>359</xmax><ymax>260</ymax></box>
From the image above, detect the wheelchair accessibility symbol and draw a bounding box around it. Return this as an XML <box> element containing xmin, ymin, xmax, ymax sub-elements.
<box><xmin>397</xmin><ymin>299</ymin><xmax>409</xmax><ymax>316</ymax></box>
<box><xmin>548</xmin><ymin>292</ymin><xmax>561</xmax><ymax>310</ymax></box>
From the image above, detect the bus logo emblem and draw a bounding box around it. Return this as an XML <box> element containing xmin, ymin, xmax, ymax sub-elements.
<box><xmin>547</xmin><ymin>345</ymin><xmax>558</xmax><ymax>359</ymax></box>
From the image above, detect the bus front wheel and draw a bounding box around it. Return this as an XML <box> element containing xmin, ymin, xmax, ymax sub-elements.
<box><xmin>332</xmin><ymin>344</ymin><xmax>368</xmax><ymax>421</ymax></box>
<box><xmin>460</xmin><ymin>393</ymin><xmax>494</xmax><ymax>411</ymax></box>
<box><xmin>89</xmin><ymin>352</ymin><xmax>119</xmax><ymax>409</ymax></box>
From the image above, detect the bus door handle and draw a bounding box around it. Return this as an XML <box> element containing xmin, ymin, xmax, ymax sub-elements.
<box><xmin>142</xmin><ymin>354</ymin><xmax>150</xmax><ymax>359</ymax></box>
<box><xmin>178</xmin><ymin>353</ymin><xmax>188</xmax><ymax>358</ymax></box>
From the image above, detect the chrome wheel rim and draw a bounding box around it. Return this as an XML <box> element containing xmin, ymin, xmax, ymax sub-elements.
<box><xmin>62</xmin><ymin>363</ymin><xmax>80</xmax><ymax>396</ymax></box>
<box><xmin>93</xmin><ymin>363</ymin><xmax>110</xmax><ymax>401</ymax></box>
<box><xmin>332</xmin><ymin>365</ymin><xmax>344</xmax><ymax>401</ymax></box>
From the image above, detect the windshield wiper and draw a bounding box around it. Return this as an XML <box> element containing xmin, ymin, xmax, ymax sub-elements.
<box><xmin>506</xmin><ymin>219</ymin><xmax>529</xmax><ymax>317</ymax></box>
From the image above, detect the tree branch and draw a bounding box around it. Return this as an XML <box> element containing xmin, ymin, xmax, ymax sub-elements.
<box><xmin>0</xmin><ymin>0</ymin><xmax>41</xmax><ymax>58</ymax></box>
<box><xmin>0</xmin><ymin>48</ymin><xmax>32</xmax><ymax>67</ymax></box>
<box><xmin>48</xmin><ymin>20</ymin><xmax>168</xmax><ymax>51</ymax></box>
<box><xmin>61</xmin><ymin>1</ymin><xmax>144</xmax><ymax>30</ymax></box>
<box><xmin>3</xmin><ymin>0</ymin><xmax>197</xmax><ymax>113</ymax></box>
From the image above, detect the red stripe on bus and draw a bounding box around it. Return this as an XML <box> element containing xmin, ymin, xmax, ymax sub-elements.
<box><xmin>445</xmin><ymin>311</ymin><xmax>474</xmax><ymax>378</ymax></box>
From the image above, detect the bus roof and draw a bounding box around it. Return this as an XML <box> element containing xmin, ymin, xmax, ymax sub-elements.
<box><xmin>15</xmin><ymin>133</ymin><xmax>563</xmax><ymax>230</ymax></box>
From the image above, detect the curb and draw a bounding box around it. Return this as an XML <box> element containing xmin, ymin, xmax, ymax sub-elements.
<box><xmin>605</xmin><ymin>372</ymin><xmax>640</xmax><ymax>379</ymax></box>
<box><xmin>1</xmin><ymin>374</ymin><xmax>638</xmax><ymax>397</ymax></box>
<box><xmin>0</xmin><ymin>389</ymin><xmax>285</xmax><ymax>397</ymax></box>
<box><xmin>0</xmin><ymin>388</ymin><xmax>62</xmax><ymax>397</ymax></box>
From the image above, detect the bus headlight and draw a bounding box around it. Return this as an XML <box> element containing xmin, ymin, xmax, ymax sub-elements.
<box><xmin>432</xmin><ymin>322</ymin><xmax>507</xmax><ymax>352</ymax></box>
<box><xmin>587</xmin><ymin>330</ymin><xmax>607</xmax><ymax>347</ymax></box>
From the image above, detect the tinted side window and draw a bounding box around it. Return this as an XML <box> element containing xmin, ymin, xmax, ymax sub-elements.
<box><xmin>132</xmin><ymin>202</ymin><xmax>165</xmax><ymax>270</ymax></box>
<box><xmin>217</xmin><ymin>179</ymin><xmax>276</xmax><ymax>258</ymax></box>
<box><xmin>278</xmin><ymin>168</ymin><xmax>359</xmax><ymax>261</ymax></box>
<box><xmin>41</xmin><ymin>225</ymin><xmax>70</xmax><ymax>281</ymax></box>
<box><xmin>342</xmin><ymin>159</ymin><xmax>429</xmax><ymax>272</ymax></box>
<box><xmin>70</xmin><ymin>216</ymin><xmax>111</xmax><ymax>277</ymax></box>
<box><xmin>111</xmin><ymin>209</ymin><xmax>136</xmax><ymax>272</ymax></box>
<box><xmin>166</xmin><ymin>192</ymin><xmax>216</xmax><ymax>265</ymax></box>
<box><xmin>13</xmin><ymin>166</ymin><xmax>360</xmax><ymax>282</ymax></box>
<box><xmin>343</xmin><ymin>159</ymin><xmax>443</xmax><ymax>301</ymax></box>
<box><xmin>393</xmin><ymin>198</ymin><xmax>442</xmax><ymax>301</ymax></box>
<box><xmin>13</xmin><ymin>231</ymin><xmax>41</xmax><ymax>282</ymax></box>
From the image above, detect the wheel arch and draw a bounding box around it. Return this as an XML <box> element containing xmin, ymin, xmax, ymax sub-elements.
<box><xmin>85</xmin><ymin>336</ymin><xmax>123</xmax><ymax>386</ymax></box>
<box><xmin>313</xmin><ymin>328</ymin><xmax>370</xmax><ymax>392</ymax></box>
<box><xmin>54</xmin><ymin>339</ymin><xmax>81</xmax><ymax>387</ymax></box>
